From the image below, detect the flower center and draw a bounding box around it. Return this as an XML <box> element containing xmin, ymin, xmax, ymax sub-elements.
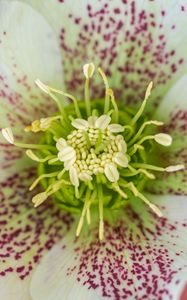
<box><xmin>57</xmin><ymin>115</ymin><xmax>128</xmax><ymax>187</ymax></box>
<box><xmin>1</xmin><ymin>63</ymin><xmax>184</xmax><ymax>240</ymax></box>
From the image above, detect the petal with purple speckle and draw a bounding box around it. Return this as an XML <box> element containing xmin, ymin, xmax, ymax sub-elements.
<box><xmin>0</xmin><ymin>168</ymin><xmax>73</xmax><ymax>299</ymax></box>
<box><xmin>148</xmin><ymin>74</ymin><xmax>187</xmax><ymax>195</ymax></box>
<box><xmin>19</xmin><ymin>0</ymin><xmax>187</xmax><ymax>109</ymax></box>
<box><xmin>0</xmin><ymin>1</ymin><xmax>63</xmax><ymax>132</ymax></box>
<box><xmin>30</xmin><ymin>195</ymin><xmax>187</xmax><ymax>300</ymax></box>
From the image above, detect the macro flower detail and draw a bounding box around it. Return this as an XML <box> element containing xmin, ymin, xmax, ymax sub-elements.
<box><xmin>0</xmin><ymin>1</ymin><xmax>187</xmax><ymax>300</ymax></box>
<box><xmin>1</xmin><ymin>64</ymin><xmax>184</xmax><ymax>241</ymax></box>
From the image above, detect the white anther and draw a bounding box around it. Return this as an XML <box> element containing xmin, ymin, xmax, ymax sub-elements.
<box><xmin>64</xmin><ymin>157</ymin><xmax>76</xmax><ymax>170</ymax></box>
<box><xmin>108</xmin><ymin>124</ymin><xmax>124</xmax><ymax>133</ymax></box>
<box><xmin>104</xmin><ymin>163</ymin><xmax>119</xmax><ymax>182</ymax></box>
<box><xmin>117</xmin><ymin>140</ymin><xmax>127</xmax><ymax>153</ymax></box>
<box><xmin>83</xmin><ymin>63</ymin><xmax>95</xmax><ymax>79</ymax></box>
<box><xmin>113</xmin><ymin>152</ymin><xmax>128</xmax><ymax>168</ymax></box>
<box><xmin>95</xmin><ymin>115</ymin><xmax>111</xmax><ymax>130</ymax></box>
<box><xmin>71</xmin><ymin>118</ymin><xmax>89</xmax><ymax>130</ymax></box>
<box><xmin>145</xmin><ymin>81</ymin><xmax>153</xmax><ymax>101</ymax></box>
<box><xmin>35</xmin><ymin>79</ymin><xmax>50</xmax><ymax>94</ymax></box>
<box><xmin>58</xmin><ymin>146</ymin><xmax>76</xmax><ymax>162</ymax></box>
<box><xmin>2</xmin><ymin>127</ymin><xmax>14</xmax><ymax>144</ymax></box>
<box><xmin>32</xmin><ymin>192</ymin><xmax>47</xmax><ymax>207</ymax></box>
<box><xmin>69</xmin><ymin>166</ymin><xmax>79</xmax><ymax>187</ymax></box>
<box><xmin>56</xmin><ymin>138</ymin><xmax>67</xmax><ymax>151</ymax></box>
<box><xmin>26</xmin><ymin>150</ymin><xmax>40</xmax><ymax>162</ymax></box>
<box><xmin>165</xmin><ymin>164</ymin><xmax>185</xmax><ymax>172</ymax></box>
<box><xmin>88</xmin><ymin>116</ymin><xmax>97</xmax><ymax>127</ymax></box>
<box><xmin>154</xmin><ymin>133</ymin><xmax>172</xmax><ymax>146</ymax></box>
<box><xmin>40</xmin><ymin>118</ymin><xmax>52</xmax><ymax>130</ymax></box>
<box><xmin>79</xmin><ymin>172</ymin><xmax>92</xmax><ymax>182</ymax></box>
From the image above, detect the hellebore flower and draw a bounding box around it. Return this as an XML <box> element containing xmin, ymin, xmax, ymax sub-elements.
<box><xmin>0</xmin><ymin>1</ymin><xmax>187</xmax><ymax>300</ymax></box>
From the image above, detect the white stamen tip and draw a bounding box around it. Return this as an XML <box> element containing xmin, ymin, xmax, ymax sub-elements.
<box><xmin>26</xmin><ymin>150</ymin><xmax>40</xmax><ymax>161</ymax></box>
<box><xmin>32</xmin><ymin>192</ymin><xmax>47</xmax><ymax>207</ymax></box>
<box><xmin>83</xmin><ymin>63</ymin><xmax>95</xmax><ymax>78</ymax></box>
<box><xmin>104</xmin><ymin>163</ymin><xmax>119</xmax><ymax>182</ymax></box>
<box><xmin>79</xmin><ymin>172</ymin><xmax>92</xmax><ymax>182</ymax></box>
<box><xmin>56</xmin><ymin>138</ymin><xmax>67</xmax><ymax>151</ymax></box>
<box><xmin>58</xmin><ymin>146</ymin><xmax>76</xmax><ymax>162</ymax></box>
<box><xmin>95</xmin><ymin>115</ymin><xmax>111</xmax><ymax>130</ymax></box>
<box><xmin>71</xmin><ymin>118</ymin><xmax>89</xmax><ymax>130</ymax></box>
<box><xmin>145</xmin><ymin>81</ymin><xmax>153</xmax><ymax>100</ymax></box>
<box><xmin>88</xmin><ymin>116</ymin><xmax>97</xmax><ymax>127</ymax></box>
<box><xmin>35</xmin><ymin>79</ymin><xmax>50</xmax><ymax>94</ymax></box>
<box><xmin>154</xmin><ymin>133</ymin><xmax>172</xmax><ymax>146</ymax></box>
<box><xmin>113</xmin><ymin>152</ymin><xmax>128</xmax><ymax>168</ymax></box>
<box><xmin>1</xmin><ymin>127</ymin><xmax>14</xmax><ymax>144</ymax></box>
<box><xmin>165</xmin><ymin>164</ymin><xmax>185</xmax><ymax>172</ymax></box>
<box><xmin>108</xmin><ymin>124</ymin><xmax>124</xmax><ymax>133</ymax></box>
<box><xmin>69</xmin><ymin>166</ymin><xmax>79</xmax><ymax>187</ymax></box>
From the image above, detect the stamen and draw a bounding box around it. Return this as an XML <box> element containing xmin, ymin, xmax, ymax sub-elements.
<box><xmin>129</xmin><ymin>133</ymin><xmax>172</xmax><ymax>155</ymax></box>
<box><xmin>106</xmin><ymin>88</ymin><xmax>119</xmax><ymax>123</ymax></box>
<box><xmin>43</xmin><ymin>85</ymin><xmax>82</xmax><ymax>118</ymax></box>
<box><xmin>98</xmin><ymin>67</ymin><xmax>110</xmax><ymax>114</ymax></box>
<box><xmin>165</xmin><ymin>165</ymin><xmax>185</xmax><ymax>172</ymax></box>
<box><xmin>131</xmin><ymin>81</ymin><xmax>153</xmax><ymax>125</ymax></box>
<box><xmin>29</xmin><ymin>171</ymin><xmax>59</xmax><ymax>191</ymax></box>
<box><xmin>6</xmin><ymin>65</ymin><xmax>184</xmax><ymax>240</ymax></box>
<box><xmin>83</xmin><ymin>63</ymin><xmax>95</xmax><ymax>116</ymax></box>
<box><xmin>35</xmin><ymin>79</ymin><xmax>66</xmax><ymax>117</ymax></box>
<box><xmin>122</xmin><ymin>165</ymin><xmax>155</xmax><ymax>179</ymax></box>
<box><xmin>32</xmin><ymin>192</ymin><xmax>48</xmax><ymax>207</ymax></box>
<box><xmin>14</xmin><ymin>141</ymin><xmax>55</xmax><ymax>151</ymax></box>
<box><xmin>76</xmin><ymin>188</ymin><xmax>91</xmax><ymax>237</ymax></box>
<box><xmin>121</xmin><ymin>181</ymin><xmax>162</xmax><ymax>217</ymax></box>
<box><xmin>26</xmin><ymin>150</ymin><xmax>55</xmax><ymax>163</ymax></box>
<box><xmin>112</xmin><ymin>182</ymin><xmax>128</xmax><ymax>199</ymax></box>
<box><xmin>129</xmin><ymin>120</ymin><xmax>164</xmax><ymax>146</ymax></box>
<box><xmin>1</xmin><ymin>127</ymin><xmax>14</xmax><ymax>144</ymax></box>
<box><xmin>98</xmin><ymin>183</ymin><xmax>104</xmax><ymax>241</ymax></box>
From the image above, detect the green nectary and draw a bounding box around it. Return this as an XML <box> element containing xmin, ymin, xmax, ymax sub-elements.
<box><xmin>1</xmin><ymin>63</ymin><xmax>184</xmax><ymax>240</ymax></box>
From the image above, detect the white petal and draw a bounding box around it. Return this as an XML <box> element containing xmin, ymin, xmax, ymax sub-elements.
<box><xmin>56</xmin><ymin>138</ymin><xmax>67</xmax><ymax>151</ymax></box>
<box><xmin>30</xmin><ymin>195</ymin><xmax>187</xmax><ymax>300</ymax></box>
<box><xmin>0</xmin><ymin>168</ymin><xmax>69</xmax><ymax>299</ymax></box>
<box><xmin>95</xmin><ymin>115</ymin><xmax>111</xmax><ymax>130</ymax></box>
<box><xmin>154</xmin><ymin>133</ymin><xmax>172</xmax><ymax>146</ymax></box>
<box><xmin>108</xmin><ymin>124</ymin><xmax>124</xmax><ymax>133</ymax></box>
<box><xmin>0</xmin><ymin>1</ymin><xmax>62</xmax><ymax>136</ymax></box>
<box><xmin>69</xmin><ymin>166</ymin><xmax>79</xmax><ymax>187</ymax></box>
<box><xmin>83</xmin><ymin>63</ymin><xmax>95</xmax><ymax>79</ymax></box>
<box><xmin>71</xmin><ymin>119</ymin><xmax>88</xmax><ymax>130</ymax></box>
<box><xmin>104</xmin><ymin>163</ymin><xmax>119</xmax><ymax>182</ymax></box>
<box><xmin>113</xmin><ymin>152</ymin><xmax>128</xmax><ymax>168</ymax></box>
<box><xmin>1</xmin><ymin>127</ymin><xmax>14</xmax><ymax>144</ymax></box>
<box><xmin>151</xmin><ymin>74</ymin><xmax>187</xmax><ymax>195</ymax></box>
<box><xmin>58</xmin><ymin>147</ymin><xmax>76</xmax><ymax>162</ymax></box>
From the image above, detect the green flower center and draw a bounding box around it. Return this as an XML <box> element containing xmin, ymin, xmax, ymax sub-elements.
<box><xmin>2</xmin><ymin>63</ymin><xmax>184</xmax><ymax>240</ymax></box>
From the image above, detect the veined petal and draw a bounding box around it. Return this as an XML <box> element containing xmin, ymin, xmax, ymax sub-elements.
<box><xmin>149</xmin><ymin>74</ymin><xmax>187</xmax><ymax>195</ymax></box>
<box><xmin>19</xmin><ymin>0</ymin><xmax>187</xmax><ymax>108</ymax></box>
<box><xmin>30</xmin><ymin>195</ymin><xmax>187</xmax><ymax>300</ymax></box>
<box><xmin>0</xmin><ymin>168</ymin><xmax>73</xmax><ymax>298</ymax></box>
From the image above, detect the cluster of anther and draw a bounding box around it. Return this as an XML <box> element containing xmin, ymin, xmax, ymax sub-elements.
<box><xmin>56</xmin><ymin>115</ymin><xmax>128</xmax><ymax>186</ymax></box>
<box><xmin>1</xmin><ymin>62</ymin><xmax>185</xmax><ymax>240</ymax></box>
